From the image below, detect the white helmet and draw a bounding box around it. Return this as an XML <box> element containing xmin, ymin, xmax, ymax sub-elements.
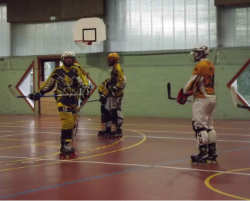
<box><xmin>190</xmin><ymin>44</ymin><xmax>210</xmax><ymax>62</ymax></box>
<box><xmin>61</xmin><ymin>51</ymin><xmax>75</xmax><ymax>67</ymax></box>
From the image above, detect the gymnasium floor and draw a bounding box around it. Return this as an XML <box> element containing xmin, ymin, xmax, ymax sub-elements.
<box><xmin>0</xmin><ymin>115</ymin><xmax>249</xmax><ymax>200</ymax></box>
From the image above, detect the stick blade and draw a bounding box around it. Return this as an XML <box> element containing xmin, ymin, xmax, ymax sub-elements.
<box><xmin>8</xmin><ymin>85</ymin><xmax>18</xmax><ymax>98</ymax></box>
<box><xmin>167</xmin><ymin>82</ymin><xmax>172</xmax><ymax>100</ymax></box>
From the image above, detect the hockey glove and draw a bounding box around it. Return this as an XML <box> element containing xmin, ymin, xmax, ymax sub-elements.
<box><xmin>28</xmin><ymin>91</ymin><xmax>42</xmax><ymax>101</ymax></box>
<box><xmin>81</xmin><ymin>85</ymin><xmax>91</xmax><ymax>101</ymax></box>
<box><xmin>177</xmin><ymin>88</ymin><xmax>190</xmax><ymax>105</ymax></box>
<box><xmin>110</xmin><ymin>86</ymin><xmax>118</xmax><ymax>96</ymax></box>
<box><xmin>99</xmin><ymin>94</ymin><xmax>107</xmax><ymax>104</ymax></box>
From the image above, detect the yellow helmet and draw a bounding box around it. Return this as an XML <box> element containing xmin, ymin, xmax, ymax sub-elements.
<box><xmin>107</xmin><ymin>53</ymin><xmax>119</xmax><ymax>66</ymax></box>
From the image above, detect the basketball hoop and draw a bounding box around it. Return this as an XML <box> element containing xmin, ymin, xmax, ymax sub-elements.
<box><xmin>74</xmin><ymin>40</ymin><xmax>92</xmax><ymax>49</ymax></box>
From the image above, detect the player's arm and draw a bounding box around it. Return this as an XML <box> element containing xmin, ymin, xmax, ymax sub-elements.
<box><xmin>74</xmin><ymin>63</ymin><xmax>89</xmax><ymax>85</ymax></box>
<box><xmin>110</xmin><ymin>67</ymin><xmax>126</xmax><ymax>96</ymax></box>
<box><xmin>183</xmin><ymin>65</ymin><xmax>204</xmax><ymax>94</ymax></box>
<box><xmin>115</xmin><ymin>68</ymin><xmax>125</xmax><ymax>88</ymax></box>
<box><xmin>28</xmin><ymin>69</ymin><xmax>57</xmax><ymax>101</ymax></box>
<box><xmin>98</xmin><ymin>78</ymin><xmax>110</xmax><ymax>102</ymax></box>
<box><xmin>38</xmin><ymin>69</ymin><xmax>57</xmax><ymax>94</ymax></box>
<box><xmin>75</xmin><ymin>67</ymin><xmax>91</xmax><ymax>101</ymax></box>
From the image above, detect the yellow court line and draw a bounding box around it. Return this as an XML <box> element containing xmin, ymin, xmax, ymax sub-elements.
<box><xmin>78</xmin><ymin>136</ymin><xmax>124</xmax><ymax>154</ymax></box>
<box><xmin>205</xmin><ymin>168</ymin><xmax>250</xmax><ymax>200</ymax></box>
<box><xmin>0</xmin><ymin>141</ymin><xmax>56</xmax><ymax>150</ymax></box>
<box><xmin>0</xmin><ymin>131</ymin><xmax>146</xmax><ymax>172</ymax></box>
<box><xmin>0</xmin><ymin>142</ymin><xmax>60</xmax><ymax>164</ymax></box>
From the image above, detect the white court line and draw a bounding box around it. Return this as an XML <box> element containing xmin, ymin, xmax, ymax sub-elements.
<box><xmin>0</xmin><ymin>155</ymin><xmax>250</xmax><ymax>176</ymax></box>
<box><xmin>1</xmin><ymin>124</ymin><xmax>250</xmax><ymax>137</ymax></box>
<box><xmin>0</xmin><ymin>131</ymin><xmax>14</xmax><ymax>132</ymax></box>
<box><xmin>0</xmin><ymin>133</ymin><xmax>38</xmax><ymax>138</ymax></box>
<box><xmin>1</xmin><ymin>131</ymin><xmax>250</xmax><ymax>144</ymax></box>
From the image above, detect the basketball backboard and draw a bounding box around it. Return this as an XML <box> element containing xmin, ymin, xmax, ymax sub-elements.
<box><xmin>74</xmin><ymin>17</ymin><xmax>106</xmax><ymax>48</ymax></box>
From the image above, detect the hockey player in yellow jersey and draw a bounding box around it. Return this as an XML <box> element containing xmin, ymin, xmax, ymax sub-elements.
<box><xmin>183</xmin><ymin>44</ymin><xmax>217</xmax><ymax>164</ymax></box>
<box><xmin>98</xmin><ymin>53</ymin><xmax>126</xmax><ymax>138</ymax></box>
<box><xmin>28</xmin><ymin>51</ymin><xmax>90</xmax><ymax>158</ymax></box>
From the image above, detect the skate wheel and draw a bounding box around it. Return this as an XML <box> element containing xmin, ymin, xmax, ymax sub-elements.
<box><xmin>70</xmin><ymin>153</ymin><xmax>75</xmax><ymax>158</ymax></box>
<box><xmin>59</xmin><ymin>154</ymin><xmax>66</xmax><ymax>159</ymax></box>
<box><xmin>65</xmin><ymin>154</ymin><xmax>70</xmax><ymax>159</ymax></box>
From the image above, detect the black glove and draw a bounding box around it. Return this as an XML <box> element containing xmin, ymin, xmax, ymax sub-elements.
<box><xmin>28</xmin><ymin>91</ymin><xmax>42</xmax><ymax>101</ymax></box>
<box><xmin>99</xmin><ymin>94</ymin><xmax>107</xmax><ymax>104</ymax></box>
<box><xmin>110</xmin><ymin>86</ymin><xmax>118</xmax><ymax>96</ymax></box>
<box><xmin>80</xmin><ymin>93</ymin><xmax>88</xmax><ymax>102</ymax></box>
<box><xmin>82</xmin><ymin>85</ymin><xmax>91</xmax><ymax>96</ymax></box>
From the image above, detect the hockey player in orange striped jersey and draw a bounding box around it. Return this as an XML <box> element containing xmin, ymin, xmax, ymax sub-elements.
<box><xmin>183</xmin><ymin>44</ymin><xmax>217</xmax><ymax>164</ymax></box>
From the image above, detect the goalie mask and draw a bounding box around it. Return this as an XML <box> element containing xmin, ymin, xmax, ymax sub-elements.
<box><xmin>190</xmin><ymin>44</ymin><xmax>210</xmax><ymax>62</ymax></box>
<box><xmin>61</xmin><ymin>51</ymin><xmax>75</xmax><ymax>67</ymax></box>
<box><xmin>107</xmin><ymin>53</ymin><xmax>119</xmax><ymax>66</ymax></box>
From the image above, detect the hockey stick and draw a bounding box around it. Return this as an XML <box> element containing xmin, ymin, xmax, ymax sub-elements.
<box><xmin>167</xmin><ymin>83</ymin><xmax>176</xmax><ymax>100</ymax></box>
<box><xmin>167</xmin><ymin>82</ymin><xmax>193</xmax><ymax>103</ymax></box>
<box><xmin>230</xmin><ymin>86</ymin><xmax>250</xmax><ymax>109</ymax></box>
<box><xmin>8</xmin><ymin>85</ymin><xmax>99</xmax><ymax>102</ymax></box>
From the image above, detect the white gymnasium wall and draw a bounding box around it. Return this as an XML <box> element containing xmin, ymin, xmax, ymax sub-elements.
<box><xmin>1</xmin><ymin>1</ymin><xmax>250</xmax><ymax>57</ymax></box>
<box><xmin>105</xmin><ymin>0</ymin><xmax>217</xmax><ymax>52</ymax></box>
<box><xmin>219</xmin><ymin>6</ymin><xmax>250</xmax><ymax>47</ymax></box>
<box><xmin>0</xmin><ymin>4</ymin><xmax>11</xmax><ymax>57</ymax></box>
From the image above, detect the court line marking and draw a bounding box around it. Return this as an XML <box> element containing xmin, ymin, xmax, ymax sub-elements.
<box><xmin>0</xmin><ymin>145</ymin><xmax>250</xmax><ymax>177</ymax></box>
<box><xmin>1</xmin><ymin>123</ymin><xmax>250</xmax><ymax>131</ymax></box>
<box><xmin>0</xmin><ymin>141</ymin><xmax>56</xmax><ymax>150</ymax></box>
<box><xmin>0</xmin><ymin>131</ymin><xmax>146</xmax><ymax>172</ymax></box>
<box><xmin>0</xmin><ymin>156</ymin><xmax>250</xmax><ymax>177</ymax></box>
<box><xmin>1</xmin><ymin>126</ymin><xmax>250</xmax><ymax>138</ymax></box>
<box><xmin>1</xmin><ymin>131</ymin><xmax>250</xmax><ymax>142</ymax></box>
<box><xmin>205</xmin><ymin>168</ymin><xmax>250</xmax><ymax>200</ymax></box>
<box><xmin>1</xmin><ymin>161</ymin><xmax>250</xmax><ymax>199</ymax></box>
<box><xmin>0</xmin><ymin>129</ymin><xmax>249</xmax><ymax>199</ymax></box>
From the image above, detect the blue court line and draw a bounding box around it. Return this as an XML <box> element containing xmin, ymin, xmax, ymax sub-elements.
<box><xmin>1</xmin><ymin>145</ymin><xmax>250</xmax><ymax>199</ymax></box>
<box><xmin>0</xmin><ymin>166</ymin><xmax>146</xmax><ymax>200</ymax></box>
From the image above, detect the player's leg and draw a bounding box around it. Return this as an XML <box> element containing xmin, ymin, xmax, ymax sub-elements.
<box><xmin>101</xmin><ymin>102</ymin><xmax>106</xmax><ymax>123</ymax></box>
<box><xmin>191</xmin><ymin>99</ymin><xmax>209</xmax><ymax>163</ymax></box>
<box><xmin>98</xmin><ymin>97</ymin><xmax>112</xmax><ymax>137</ymax></box>
<box><xmin>207</xmin><ymin>97</ymin><xmax>217</xmax><ymax>162</ymax></box>
<box><xmin>110</xmin><ymin>97</ymin><xmax>123</xmax><ymax>138</ymax></box>
<box><xmin>58</xmin><ymin>104</ymin><xmax>75</xmax><ymax>156</ymax></box>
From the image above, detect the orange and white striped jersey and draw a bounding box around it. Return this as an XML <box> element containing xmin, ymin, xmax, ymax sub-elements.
<box><xmin>183</xmin><ymin>59</ymin><xmax>215</xmax><ymax>99</ymax></box>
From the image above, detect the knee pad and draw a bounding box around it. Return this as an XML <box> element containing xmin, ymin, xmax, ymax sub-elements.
<box><xmin>207</xmin><ymin>129</ymin><xmax>217</xmax><ymax>144</ymax></box>
<box><xmin>196</xmin><ymin>130</ymin><xmax>208</xmax><ymax>145</ymax></box>
<box><xmin>59</xmin><ymin>111</ymin><xmax>74</xmax><ymax>130</ymax></box>
<box><xmin>193</xmin><ymin>126</ymin><xmax>208</xmax><ymax>146</ymax></box>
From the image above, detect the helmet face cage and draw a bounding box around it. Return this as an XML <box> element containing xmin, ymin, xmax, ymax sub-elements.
<box><xmin>107</xmin><ymin>53</ymin><xmax>119</xmax><ymax>66</ymax></box>
<box><xmin>190</xmin><ymin>44</ymin><xmax>209</xmax><ymax>62</ymax></box>
<box><xmin>61</xmin><ymin>51</ymin><xmax>76</xmax><ymax>67</ymax></box>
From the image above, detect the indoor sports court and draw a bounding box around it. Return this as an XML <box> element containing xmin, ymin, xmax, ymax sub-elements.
<box><xmin>0</xmin><ymin>115</ymin><xmax>250</xmax><ymax>200</ymax></box>
<box><xmin>1</xmin><ymin>0</ymin><xmax>250</xmax><ymax>200</ymax></box>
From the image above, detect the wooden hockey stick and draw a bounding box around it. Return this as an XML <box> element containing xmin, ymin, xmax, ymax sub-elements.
<box><xmin>167</xmin><ymin>82</ymin><xmax>193</xmax><ymax>103</ymax></box>
<box><xmin>230</xmin><ymin>86</ymin><xmax>250</xmax><ymax>109</ymax></box>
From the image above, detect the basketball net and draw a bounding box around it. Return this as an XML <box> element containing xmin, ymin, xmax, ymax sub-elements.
<box><xmin>74</xmin><ymin>40</ymin><xmax>92</xmax><ymax>49</ymax></box>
